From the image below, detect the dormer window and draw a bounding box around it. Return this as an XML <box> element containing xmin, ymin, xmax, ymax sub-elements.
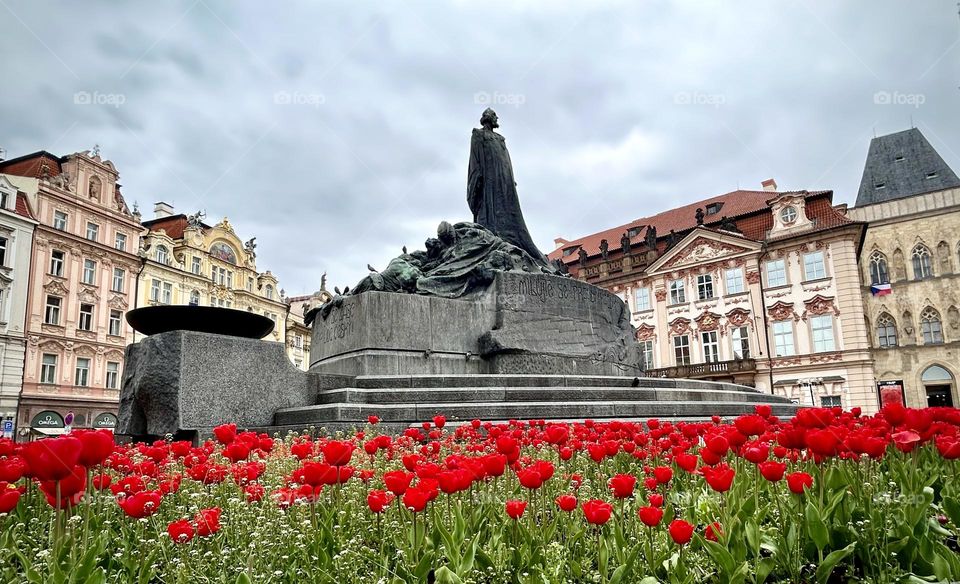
<box><xmin>156</xmin><ymin>245</ymin><xmax>169</xmax><ymax>264</ymax></box>
<box><xmin>895</xmin><ymin>155</ymin><xmax>904</xmax><ymax>162</ymax></box>
<box><xmin>705</xmin><ymin>202</ymin><xmax>723</xmax><ymax>216</ymax></box>
<box><xmin>874</xmin><ymin>182</ymin><xmax>886</xmax><ymax>190</ymax></box>
<box><xmin>926</xmin><ymin>171</ymin><xmax>939</xmax><ymax>180</ymax></box>
<box><xmin>562</xmin><ymin>247</ymin><xmax>578</xmax><ymax>257</ymax></box>
<box><xmin>0</xmin><ymin>190</ymin><xmax>8</xmax><ymax>210</ymax></box>
<box><xmin>779</xmin><ymin>206</ymin><xmax>798</xmax><ymax>224</ymax></box>
<box><xmin>627</xmin><ymin>227</ymin><xmax>642</xmax><ymax>238</ymax></box>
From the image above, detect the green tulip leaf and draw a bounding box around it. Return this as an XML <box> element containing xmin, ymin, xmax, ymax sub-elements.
<box><xmin>815</xmin><ymin>542</ymin><xmax>856</xmax><ymax>584</ymax></box>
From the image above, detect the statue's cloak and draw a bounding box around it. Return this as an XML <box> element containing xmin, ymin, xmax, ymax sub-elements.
<box><xmin>467</xmin><ymin>128</ymin><xmax>549</xmax><ymax>266</ymax></box>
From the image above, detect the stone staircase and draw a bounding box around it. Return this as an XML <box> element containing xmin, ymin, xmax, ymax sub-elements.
<box><xmin>270</xmin><ymin>374</ymin><xmax>797</xmax><ymax>433</ymax></box>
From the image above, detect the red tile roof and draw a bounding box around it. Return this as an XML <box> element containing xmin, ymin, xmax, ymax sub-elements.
<box><xmin>14</xmin><ymin>192</ymin><xmax>36</xmax><ymax>220</ymax></box>
<box><xmin>142</xmin><ymin>215</ymin><xmax>190</xmax><ymax>239</ymax></box>
<box><xmin>0</xmin><ymin>151</ymin><xmax>64</xmax><ymax>178</ymax></box>
<box><xmin>548</xmin><ymin>189</ymin><xmax>832</xmax><ymax>263</ymax></box>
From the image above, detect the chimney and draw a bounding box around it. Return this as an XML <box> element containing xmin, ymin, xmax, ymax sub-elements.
<box><xmin>761</xmin><ymin>178</ymin><xmax>778</xmax><ymax>192</ymax></box>
<box><xmin>0</xmin><ymin>147</ymin><xmax>6</xmax><ymax>162</ymax></box>
<box><xmin>154</xmin><ymin>202</ymin><xmax>174</xmax><ymax>219</ymax></box>
<box><xmin>554</xmin><ymin>237</ymin><xmax>569</xmax><ymax>249</ymax></box>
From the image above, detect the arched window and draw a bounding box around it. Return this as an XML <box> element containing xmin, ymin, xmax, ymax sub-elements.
<box><xmin>920</xmin><ymin>307</ymin><xmax>944</xmax><ymax>344</ymax></box>
<box><xmin>922</xmin><ymin>364</ymin><xmax>953</xmax><ymax>383</ymax></box>
<box><xmin>869</xmin><ymin>251</ymin><xmax>889</xmax><ymax>285</ymax></box>
<box><xmin>912</xmin><ymin>244</ymin><xmax>933</xmax><ymax>279</ymax></box>
<box><xmin>876</xmin><ymin>313</ymin><xmax>898</xmax><ymax>348</ymax></box>
<box><xmin>189</xmin><ymin>290</ymin><xmax>200</xmax><ymax>305</ymax></box>
<box><xmin>922</xmin><ymin>365</ymin><xmax>955</xmax><ymax>408</ymax></box>
<box><xmin>265</xmin><ymin>284</ymin><xmax>274</xmax><ymax>300</ymax></box>
<box><xmin>156</xmin><ymin>245</ymin><xmax>169</xmax><ymax>265</ymax></box>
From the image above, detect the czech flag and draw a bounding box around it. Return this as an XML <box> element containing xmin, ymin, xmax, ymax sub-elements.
<box><xmin>871</xmin><ymin>283</ymin><xmax>892</xmax><ymax>296</ymax></box>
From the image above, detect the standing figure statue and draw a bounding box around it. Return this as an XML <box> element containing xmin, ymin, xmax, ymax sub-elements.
<box><xmin>620</xmin><ymin>232</ymin><xmax>631</xmax><ymax>256</ymax></box>
<box><xmin>468</xmin><ymin>108</ymin><xmax>550</xmax><ymax>267</ymax></box>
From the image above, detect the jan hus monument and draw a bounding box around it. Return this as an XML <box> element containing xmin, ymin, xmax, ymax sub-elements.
<box><xmin>118</xmin><ymin>110</ymin><xmax>795</xmax><ymax>439</ymax></box>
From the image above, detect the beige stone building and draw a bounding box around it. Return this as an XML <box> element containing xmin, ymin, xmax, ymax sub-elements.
<box><xmin>285</xmin><ymin>277</ymin><xmax>332</xmax><ymax>371</ymax></box>
<box><xmin>849</xmin><ymin>128</ymin><xmax>960</xmax><ymax>409</ymax></box>
<box><xmin>550</xmin><ymin>181</ymin><xmax>876</xmax><ymax>411</ymax></box>
<box><xmin>138</xmin><ymin>204</ymin><xmax>288</xmax><ymax>344</ymax></box>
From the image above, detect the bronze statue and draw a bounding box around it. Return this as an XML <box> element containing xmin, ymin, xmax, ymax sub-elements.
<box><xmin>599</xmin><ymin>239</ymin><xmax>609</xmax><ymax>259</ymax></box>
<box><xmin>645</xmin><ymin>225</ymin><xmax>657</xmax><ymax>249</ymax></box>
<box><xmin>620</xmin><ymin>232</ymin><xmax>631</xmax><ymax>256</ymax></box>
<box><xmin>468</xmin><ymin>108</ymin><xmax>549</xmax><ymax>267</ymax></box>
<box><xmin>695</xmin><ymin>208</ymin><xmax>705</xmax><ymax>225</ymax></box>
<box><xmin>578</xmin><ymin>247</ymin><xmax>588</xmax><ymax>267</ymax></box>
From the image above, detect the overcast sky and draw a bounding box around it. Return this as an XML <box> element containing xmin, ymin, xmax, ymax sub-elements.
<box><xmin>1</xmin><ymin>1</ymin><xmax>958</xmax><ymax>294</ymax></box>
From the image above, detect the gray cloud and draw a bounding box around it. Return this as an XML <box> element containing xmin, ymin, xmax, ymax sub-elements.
<box><xmin>0</xmin><ymin>0</ymin><xmax>957</xmax><ymax>295</ymax></box>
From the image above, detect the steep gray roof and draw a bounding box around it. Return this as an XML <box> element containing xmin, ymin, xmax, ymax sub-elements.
<box><xmin>855</xmin><ymin>128</ymin><xmax>960</xmax><ymax>207</ymax></box>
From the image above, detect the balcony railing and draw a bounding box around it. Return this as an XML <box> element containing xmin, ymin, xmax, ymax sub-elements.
<box><xmin>645</xmin><ymin>358</ymin><xmax>757</xmax><ymax>380</ymax></box>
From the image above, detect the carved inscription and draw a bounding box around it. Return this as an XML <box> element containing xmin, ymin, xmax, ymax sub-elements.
<box><xmin>317</xmin><ymin>302</ymin><xmax>357</xmax><ymax>344</ymax></box>
<box><xmin>513</xmin><ymin>277</ymin><xmax>619</xmax><ymax>311</ymax></box>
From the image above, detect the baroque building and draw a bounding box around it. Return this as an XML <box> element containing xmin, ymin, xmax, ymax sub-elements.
<box><xmin>0</xmin><ymin>174</ymin><xmax>39</xmax><ymax>438</ymax></box>
<box><xmin>848</xmin><ymin>128</ymin><xmax>960</xmax><ymax>409</ymax></box>
<box><xmin>550</xmin><ymin>181</ymin><xmax>876</xmax><ymax>412</ymax></box>
<box><xmin>139</xmin><ymin>203</ymin><xmax>288</xmax><ymax>344</ymax></box>
<box><xmin>0</xmin><ymin>150</ymin><xmax>142</xmax><ymax>437</ymax></box>
<box><xmin>285</xmin><ymin>278</ymin><xmax>332</xmax><ymax>370</ymax></box>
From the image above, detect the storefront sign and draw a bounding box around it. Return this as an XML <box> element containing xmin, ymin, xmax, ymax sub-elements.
<box><xmin>93</xmin><ymin>412</ymin><xmax>118</xmax><ymax>429</ymax></box>
<box><xmin>30</xmin><ymin>410</ymin><xmax>65</xmax><ymax>428</ymax></box>
<box><xmin>877</xmin><ymin>380</ymin><xmax>906</xmax><ymax>407</ymax></box>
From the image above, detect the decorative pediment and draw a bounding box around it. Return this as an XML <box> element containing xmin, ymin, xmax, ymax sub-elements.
<box><xmin>668</xmin><ymin>317</ymin><xmax>692</xmax><ymax>336</ymax></box>
<box><xmin>43</xmin><ymin>279</ymin><xmax>70</xmax><ymax>296</ymax></box>
<box><xmin>659</xmin><ymin>237</ymin><xmax>753</xmax><ymax>270</ymax></box>
<box><xmin>74</xmin><ymin>344</ymin><xmax>97</xmax><ymax>357</ymax></box>
<box><xmin>801</xmin><ymin>295</ymin><xmax>840</xmax><ymax>320</ymax></box>
<box><xmin>38</xmin><ymin>339</ymin><xmax>67</xmax><ymax>352</ymax></box>
<box><xmin>104</xmin><ymin>349</ymin><xmax>125</xmax><ymax>360</ymax></box>
<box><xmin>78</xmin><ymin>286</ymin><xmax>101</xmax><ymax>304</ymax></box>
<box><xmin>725</xmin><ymin>308</ymin><xmax>753</xmax><ymax>329</ymax></box>
<box><xmin>767</xmin><ymin>301</ymin><xmax>799</xmax><ymax>322</ymax></box>
<box><xmin>694</xmin><ymin>311</ymin><xmax>722</xmax><ymax>332</ymax></box>
<box><xmin>108</xmin><ymin>294</ymin><xmax>129</xmax><ymax>310</ymax></box>
<box><xmin>635</xmin><ymin>323</ymin><xmax>656</xmax><ymax>341</ymax></box>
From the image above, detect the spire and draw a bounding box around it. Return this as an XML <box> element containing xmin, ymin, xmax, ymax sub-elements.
<box><xmin>855</xmin><ymin>128</ymin><xmax>960</xmax><ymax>206</ymax></box>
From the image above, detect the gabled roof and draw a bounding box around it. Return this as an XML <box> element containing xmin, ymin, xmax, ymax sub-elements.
<box><xmin>142</xmin><ymin>215</ymin><xmax>190</xmax><ymax>239</ymax></box>
<box><xmin>645</xmin><ymin>226</ymin><xmax>762</xmax><ymax>273</ymax></box>
<box><xmin>855</xmin><ymin>128</ymin><xmax>960</xmax><ymax>206</ymax></box>
<box><xmin>14</xmin><ymin>192</ymin><xmax>36</xmax><ymax>220</ymax></box>
<box><xmin>0</xmin><ymin>151</ymin><xmax>65</xmax><ymax>178</ymax></box>
<box><xmin>548</xmin><ymin>189</ymin><xmax>831</xmax><ymax>263</ymax></box>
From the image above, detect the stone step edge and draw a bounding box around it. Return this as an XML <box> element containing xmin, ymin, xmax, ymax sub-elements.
<box><xmin>276</xmin><ymin>399</ymin><xmax>790</xmax><ymax>413</ymax></box>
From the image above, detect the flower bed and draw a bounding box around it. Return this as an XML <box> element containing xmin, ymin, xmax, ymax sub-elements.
<box><xmin>2</xmin><ymin>405</ymin><xmax>960</xmax><ymax>583</ymax></box>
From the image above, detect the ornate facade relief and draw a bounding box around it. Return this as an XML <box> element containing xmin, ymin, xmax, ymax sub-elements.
<box><xmin>108</xmin><ymin>294</ymin><xmax>129</xmax><ymax>310</ymax></box>
<box><xmin>668</xmin><ymin>317</ymin><xmax>692</xmax><ymax>336</ymax></box>
<box><xmin>725</xmin><ymin>308</ymin><xmax>753</xmax><ymax>330</ymax></box>
<box><xmin>635</xmin><ymin>324</ymin><xmax>656</xmax><ymax>341</ymax></box>
<box><xmin>43</xmin><ymin>279</ymin><xmax>71</xmax><ymax>296</ymax></box>
<box><xmin>801</xmin><ymin>295</ymin><xmax>841</xmax><ymax>321</ymax></box>
<box><xmin>694</xmin><ymin>311</ymin><xmax>722</xmax><ymax>332</ymax></box>
<box><xmin>662</xmin><ymin>237</ymin><xmax>749</xmax><ymax>269</ymax></box>
<box><xmin>767</xmin><ymin>301</ymin><xmax>799</xmax><ymax>322</ymax></box>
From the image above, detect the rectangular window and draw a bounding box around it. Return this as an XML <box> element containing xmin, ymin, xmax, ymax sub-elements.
<box><xmin>803</xmin><ymin>251</ymin><xmax>826</xmax><ymax>280</ymax></box>
<box><xmin>78</xmin><ymin>303</ymin><xmax>94</xmax><ymax>331</ymax></box>
<box><xmin>247</xmin><ymin>277</ymin><xmax>254</xmax><ymax>291</ymax></box>
<box><xmin>772</xmin><ymin>321</ymin><xmax>795</xmax><ymax>356</ymax></box>
<box><xmin>673</xmin><ymin>335</ymin><xmax>691</xmax><ymax>366</ymax></box>
<box><xmin>635</xmin><ymin>287</ymin><xmax>651</xmax><ymax>311</ymax></box>
<box><xmin>218</xmin><ymin>268</ymin><xmax>226</xmax><ymax>286</ymax></box>
<box><xmin>701</xmin><ymin>331</ymin><xmax>719</xmax><ymax>363</ymax></box>
<box><xmin>85</xmin><ymin>222</ymin><xmax>99</xmax><ymax>242</ymax></box>
<box><xmin>50</xmin><ymin>250</ymin><xmax>65</xmax><ymax>277</ymax></box>
<box><xmin>115</xmin><ymin>232</ymin><xmax>127</xmax><ymax>251</ymax></box>
<box><xmin>40</xmin><ymin>354</ymin><xmax>57</xmax><ymax>384</ymax></box>
<box><xmin>639</xmin><ymin>340</ymin><xmax>654</xmax><ymax>369</ymax></box>
<box><xmin>226</xmin><ymin>271</ymin><xmax>233</xmax><ymax>289</ymax></box>
<box><xmin>294</xmin><ymin>334</ymin><xmax>303</xmax><ymax>349</ymax></box>
<box><xmin>82</xmin><ymin>259</ymin><xmax>97</xmax><ymax>285</ymax></box>
<box><xmin>53</xmin><ymin>210</ymin><xmax>67</xmax><ymax>231</ymax></box>
<box><xmin>697</xmin><ymin>274</ymin><xmax>714</xmax><ymax>300</ymax></box>
<box><xmin>766</xmin><ymin>259</ymin><xmax>787</xmax><ymax>287</ymax></box>
<box><xmin>669</xmin><ymin>279</ymin><xmax>686</xmax><ymax>304</ymax></box>
<box><xmin>75</xmin><ymin>357</ymin><xmax>90</xmax><ymax>387</ymax></box>
<box><xmin>821</xmin><ymin>395</ymin><xmax>842</xmax><ymax>408</ymax></box>
<box><xmin>731</xmin><ymin>326</ymin><xmax>750</xmax><ymax>359</ymax></box>
<box><xmin>211</xmin><ymin>266</ymin><xmax>217</xmax><ymax>282</ymax></box>
<box><xmin>45</xmin><ymin>295</ymin><xmax>61</xmax><ymax>325</ymax></box>
<box><xmin>192</xmin><ymin>257</ymin><xmax>201</xmax><ymax>275</ymax></box>
<box><xmin>105</xmin><ymin>362</ymin><xmax>119</xmax><ymax>389</ymax></box>
<box><xmin>112</xmin><ymin>268</ymin><xmax>125</xmax><ymax>292</ymax></box>
<box><xmin>725</xmin><ymin>268</ymin><xmax>744</xmax><ymax>295</ymax></box>
<box><xmin>810</xmin><ymin>315</ymin><xmax>835</xmax><ymax>352</ymax></box>
<box><xmin>162</xmin><ymin>282</ymin><xmax>173</xmax><ymax>304</ymax></box>
<box><xmin>0</xmin><ymin>237</ymin><xmax>7</xmax><ymax>267</ymax></box>
<box><xmin>109</xmin><ymin>310</ymin><xmax>122</xmax><ymax>336</ymax></box>
<box><xmin>150</xmin><ymin>279</ymin><xmax>161</xmax><ymax>302</ymax></box>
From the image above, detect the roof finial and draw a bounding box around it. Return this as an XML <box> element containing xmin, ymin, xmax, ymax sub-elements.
<box><xmin>91</xmin><ymin>144</ymin><xmax>100</xmax><ymax>157</ymax></box>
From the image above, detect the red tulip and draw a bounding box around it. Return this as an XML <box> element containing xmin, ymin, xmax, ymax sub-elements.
<box><xmin>21</xmin><ymin>436</ymin><xmax>82</xmax><ymax>481</ymax></box>
<box><xmin>0</xmin><ymin>456</ymin><xmax>26</xmax><ymax>483</ymax></box>
<box><xmin>555</xmin><ymin>494</ymin><xmax>577</xmax><ymax>512</ymax></box>
<box><xmin>322</xmin><ymin>441</ymin><xmax>354</xmax><ymax>466</ymax></box>
<box><xmin>675</xmin><ymin>453</ymin><xmax>698</xmax><ymax>473</ymax></box>
<box><xmin>582</xmin><ymin>499</ymin><xmax>613</xmax><ymax>525</ymax></box>
<box><xmin>648</xmin><ymin>493</ymin><xmax>664</xmax><ymax>508</ymax></box>
<box><xmin>74</xmin><ymin>429</ymin><xmax>115</xmax><ymax>467</ymax></box>
<box><xmin>705</xmin><ymin>435</ymin><xmax>729</xmax><ymax>456</ymax></box>
<box><xmin>384</xmin><ymin>470</ymin><xmax>414</xmax><ymax>496</ymax></box>
<box><xmin>223</xmin><ymin>442</ymin><xmax>251</xmax><ymax>463</ymax></box>
<box><xmin>368</xmin><ymin>416</ymin><xmax>380</xmax><ymax>425</ymax></box>
<box><xmin>118</xmin><ymin>490</ymin><xmax>162</xmax><ymax>518</ymax></box>
<box><xmin>432</xmin><ymin>415</ymin><xmax>446</xmax><ymax>429</ymax></box>
<box><xmin>638</xmin><ymin>506</ymin><xmax>663</xmax><ymax>527</ymax></box>
<box><xmin>892</xmin><ymin>430</ymin><xmax>922</xmax><ymax>453</ymax></box>
<box><xmin>213</xmin><ymin>423</ymin><xmax>237</xmax><ymax>445</ymax></box>
<box><xmin>0</xmin><ymin>482</ymin><xmax>21</xmax><ymax>513</ymax></box>
<box><xmin>367</xmin><ymin>489</ymin><xmax>395</xmax><ymax>513</ymax></box>
<box><xmin>402</xmin><ymin>487</ymin><xmax>430</xmax><ymax>512</ymax></box>
<box><xmin>517</xmin><ymin>468</ymin><xmax>544</xmax><ymax>490</ymax></box>
<box><xmin>167</xmin><ymin>519</ymin><xmax>195</xmax><ymax>543</ymax></box>
<box><xmin>936</xmin><ymin>437</ymin><xmax>960</xmax><ymax>460</ymax></box>
<box><xmin>806</xmin><ymin>429</ymin><xmax>840</xmax><ymax>457</ymax></box>
<box><xmin>653</xmin><ymin>466</ymin><xmax>673</xmax><ymax>484</ymax></box>
<box><xmin>786</xmin><ymin>472</ymin><xmax>813</xmax><ymax>494</ymax></box>
<box><xmin>668</xmin><ymin>519</ymin><xmax>694</xmax><ymax>545</ymax></box>
<box><xmin>195</xmin><ymin>507</ymin><xmax>222</xmax><ymax>536</ymax></box>
<box><xmin>245</xmin><ymin>483</ymin><xmax>265</xmax><ymax>503</ymax></box>
<box><xmin>702</xmin><ymin>463</ymin><xmax>735</xmax><ymax>492</ymax></box>
<box><xmin>758</xmin><ymin>460</ymin><xmax>786</xmax><ymax>482</ymax></box>
<box><xmin>608</xmin><ymin>474</ymin><xmax>637</xmax><ymax>499</ymax></box>
<box><xmin>705</xmin><ymin>522</ymin><xmax>723</xmax><ymax>542</ymax></box>
<box><xmin>505</xmin><ymin>500</ymin><xmax>527</xmax><ymax>519</ymax></box>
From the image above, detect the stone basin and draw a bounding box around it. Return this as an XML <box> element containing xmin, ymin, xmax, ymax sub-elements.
<box><xmin>125</xmin><ymin>305</ymin><xmax>274</xmax><ymax>339</ymax></box>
